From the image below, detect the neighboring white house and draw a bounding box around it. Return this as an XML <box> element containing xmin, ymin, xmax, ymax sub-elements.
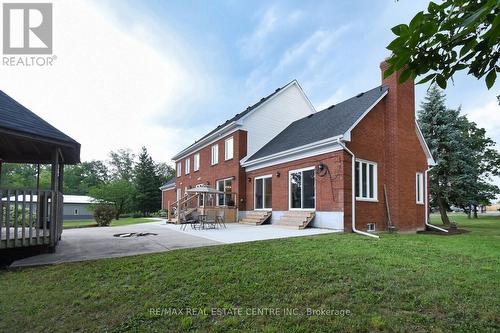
<box><xmin>4</xmin><ymin>195</ymin><xmax>95</xmax><ymax>220</ymax></box>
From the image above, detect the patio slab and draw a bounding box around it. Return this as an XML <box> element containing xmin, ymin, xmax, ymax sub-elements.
<box><xmin>162</xmin><ymin>222</ymin><xmax>342</xmax><ymax>244</ymax></box>
<box><xmin>10</xmin><ymin>221</ymin><xmax>221</xmax><ymax>268</ymax></box>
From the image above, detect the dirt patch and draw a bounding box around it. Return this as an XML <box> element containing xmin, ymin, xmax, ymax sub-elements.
<box><xmin>417</xmin><ymin>227</ymin><xmax>470</xmax><ymax>236</ymax></box>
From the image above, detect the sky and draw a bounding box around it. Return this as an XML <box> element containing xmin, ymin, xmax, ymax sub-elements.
<box><xmin>1</xmin><ymin>1</ymin><xmax>498</xmax><ymax>176</ymax></box>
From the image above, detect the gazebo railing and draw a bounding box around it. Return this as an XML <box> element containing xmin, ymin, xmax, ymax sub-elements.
<box><xmin>0</xmin><ymin>189</ymin><xmax>63</xmax><ymax>249</ymax></box>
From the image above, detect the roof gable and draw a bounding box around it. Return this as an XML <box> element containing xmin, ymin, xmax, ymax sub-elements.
<box><xmin>245</xmin><ymin>85</ymin><xmax>388</xmax><ymax>162</ymax></box>
<box><xmin>171</xmin><ymin>80</ymin><xmax>309</xmax><ymax>160</ymax></box>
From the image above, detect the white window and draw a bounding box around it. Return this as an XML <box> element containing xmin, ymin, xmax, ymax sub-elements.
<box><xmin>216</xmin><ymin>177</ymin><xmax>233</xmax><ymax>206</ymax></box>
<box><xmin>367</xmin><ymin>223</ymin><xmax>375</xmax><ymax>232</ymax></box>
<box><xmin>355</xmin><ymin>160</ymin><xmax>377</xmax><ymax>201</ymax></box>
<box><xmin>185</xmin><ymin>158</ymin><xmax>190</xmax><ymax>175</ymax></box>
<box><xmin>176</xmin><ymin>188</ymin><xmax>182</xmax><ymax>201</ymax></box>
<box><xmin>416</xmin><ymin>172</ymin><xmax>424</xmax><ymax>204</ymax></box>
<box><xmin>225</xmin><ymin>137</ymin><xmax>234</xmax><ymax>160</ymax></box>
<box><xmin>255</xmin><ymin>175</ymin><xmax>272</xmax><ymax>210</ymax></box>
<box><xmin>211</xmin><ymin>144</ymin><xmax>219</xmax><ymax>165</ymax></box>
<box><xmin>176</xmin><ymin>162</ymin><xmax>182</xmax><ymax>177</ymax></box>
<box><xmin>74</xmin><ymin>209</ymin><xmax>79</xmax><ymax>215</ymax></box>
<box><xmin>194</xmin><ymin>153</ymin><xmax>200</xmax><ymax>171</ymax></box>
<box><xmin>289</xmin><ymin>167</ymin><xmax>315</xmax><ymax>210</ymax></box>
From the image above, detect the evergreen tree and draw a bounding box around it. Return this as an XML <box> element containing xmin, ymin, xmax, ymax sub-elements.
<box><xmin>418</xmin><ymin>86</ymin><xmax>469</xmax><ymax>225</ymax></box>
<box><xmin>134</xmin><ymin>147</ymin><xmax>162</xmax><ymax>215</ymax></box>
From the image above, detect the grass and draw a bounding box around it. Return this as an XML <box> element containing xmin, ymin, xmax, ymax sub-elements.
<box><xmin>1</xmin><ymin>213</ymin><xmax>499</xmax><ymax>332</ymax></box>
<box><xmin>63</xmin><ymin>217</ymin><xmax>159</xmax><ymax>229</ymax></box>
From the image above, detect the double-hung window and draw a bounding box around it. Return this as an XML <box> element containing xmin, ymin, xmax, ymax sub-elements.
<box><xmin>194</xmin><ymin>153</ymin><xmax>200</xmax><ymax>171</ymax></box>
<box><xmin>185</xmin><ymin>158</ymin><xmax>190</xmax><ymax>175</ymax></box>
<box><xmin>225</xmin><ymin>137</ymin><xmax>234</xmax><ymax>160</ymax></box>
<box><xmin>355</xmin><ymin>160</ymin><xmax>377</xmax><ymax>201</ymax></box>
<box><xmin>289</xmin><ymin>167</ymin><xmax>315</xmax><ymax>210</ymax></box>
<box><xmin>211</xmin><ymin>144</ymin><xmax>219</xmax><ymax>165</ymax></box>
<box><xmin>176</xmin><ymin>162</ymin><xmax>182</xmax><ymax>177</ymax></box>
<box><xmin>416</xmin><ymin>172</ymin><xmax>424</xmax><ymax>204</ymax></box>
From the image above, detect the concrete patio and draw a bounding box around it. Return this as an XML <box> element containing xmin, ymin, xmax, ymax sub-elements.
<box><xmin>10</xmin><ymin>221</ymin><xmax>341</xmax><ymax>268</ymax></box>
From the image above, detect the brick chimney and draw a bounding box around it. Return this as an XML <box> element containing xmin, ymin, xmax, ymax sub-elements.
<box><xmin>379</xmin><ymin>60</ymin><xmax>419</xmax><ymax>230</ymax></box>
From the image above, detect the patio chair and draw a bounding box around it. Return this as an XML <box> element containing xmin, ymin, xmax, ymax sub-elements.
<box><xmin>216</xmin><ymin>210</ymin><xmax>226</xmax><ymax>229</ymax></box>
<box><xmin>205</xmin><ymin>210</ymin><xmax>217</xmax><ymax>229</ymax></box>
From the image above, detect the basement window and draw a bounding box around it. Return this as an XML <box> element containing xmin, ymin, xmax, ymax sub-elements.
<box><xmin>367</xmin><ymin>223</ymin><xmax>375</xmax><ymax>232</ymax></box>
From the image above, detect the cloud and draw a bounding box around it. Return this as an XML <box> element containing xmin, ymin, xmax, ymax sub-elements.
<box><xmin>275</xmin><ymin>26</ymin><xmax>349</xmax><ymax>73</ymax></box>
<box><xmin>0</xmin><ymin>0</ymin><xmax>211</xmax><ymax>164</ymax></box>
<box><xmin>238</xmin><ymin>6</ymin><xmax>304</xmax><ymax>60</ymax></box>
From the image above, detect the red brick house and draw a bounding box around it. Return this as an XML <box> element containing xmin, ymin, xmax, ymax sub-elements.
<box><xmin>162</xmin><ymin>61</ymin><xmax>435</xmax><ymax>235</ymax></box>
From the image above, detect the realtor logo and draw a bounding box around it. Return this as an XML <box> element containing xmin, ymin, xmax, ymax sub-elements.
<box><xmin>2</xmin><ymin>3</ymin><xmax>52</xmax><ymax>54</ymax></box>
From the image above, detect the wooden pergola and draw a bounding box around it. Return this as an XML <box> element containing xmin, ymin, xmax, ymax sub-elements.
<box><xmin>0</xmin><ymin>90</ymin><xmax>80</xmax><ymax>250</ymax></box>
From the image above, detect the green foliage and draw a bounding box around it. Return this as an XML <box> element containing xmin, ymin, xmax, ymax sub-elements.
<box><xmin>63</xmin><ymin>161</ymin><xmax>109</xmax><ymax>195</ymax></box>
<box><xmin>386</xmin><ymin>0</ymin><xmax>499</xmax><ymax>90</ymax></box>
<box><xmin>134</xmin><ymin>147</ymin><xmax>164</xmax><ymax>216</ymax></box>
<box><xmin>109</xmin><ymin>148</ymin><xmax>136</xmax><ymax>182</ymax></box>
<box><xmin>0</xmin><ymin>164</ymin><xmax>51</xmax><ymax>189</ymax></box>
<box><xmin>89</xmin><ymin>179</ymin><xmax>137</xmax><ymax>220</ymax></box>
<box><xmin>418</xmin><ymin>85</ymin><xmax>500</xmax><ymax>223</ymax></box>
<box><xmin>93</xmin><ymin>204</ymin><xmax>116</xmax><ymax>226</ymax></box>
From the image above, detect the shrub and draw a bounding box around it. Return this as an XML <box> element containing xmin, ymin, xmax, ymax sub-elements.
<box><xmin>93</xmin><ymin>204</ymin><xmax>116</xmax><ymax>226</ymax></box>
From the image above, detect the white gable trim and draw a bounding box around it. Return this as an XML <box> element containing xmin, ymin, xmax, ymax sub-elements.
<box><xmin>172</xmin><ymin>81</ymin><xmax>307</xmax><ymax>161</ymax></box>
<box><xmin>415</xmin><ymin>121</ymin><xmax>436</xmax><ymax>166</ymax></box>
<box><xmin>342</xmin><ymin>90</ymin><xmax>388</xmax><ymax>141</ymax></box>
<box><xmin>242</xmin><ymin>135</ymin><xmax>343</xmax><ymax>171</ymax></box>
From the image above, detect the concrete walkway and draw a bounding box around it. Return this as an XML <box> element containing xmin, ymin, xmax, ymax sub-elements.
<box><xmin>10</xmin><ymin>221</ymin><xmax>341</xmax><ymax>268</ymax></box>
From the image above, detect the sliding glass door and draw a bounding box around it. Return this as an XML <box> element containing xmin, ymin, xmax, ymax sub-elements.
<box><xmin>255</xmin><ymin>175</ymin><xmax>272</xmax><ymax>210</ymax></box>
<box><xmin>289</xmin><ymin>167</ymin><xmax>315</xmax><ymax>210</ymax></box>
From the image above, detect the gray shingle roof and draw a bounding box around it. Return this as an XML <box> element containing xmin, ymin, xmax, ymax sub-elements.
<box><xmin>246</xmin><ymin>85</ymin><xmax>388</xmax><ymax>162</ymax></box>
<box><xmin>0</xmin><ymin>90</ymin><xmax>79</xmax><ymax>145</ymax></box>
<box><xmin>173</xmin><ymin>80</ymin><xmax>295</xmax><ymax>159</ymax></box>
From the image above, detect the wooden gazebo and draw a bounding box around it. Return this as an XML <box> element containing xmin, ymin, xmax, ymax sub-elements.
<box><xmin>0</xmin><ymin>90</ymin><xmax>80</xmax><ymax>251</ymax></box>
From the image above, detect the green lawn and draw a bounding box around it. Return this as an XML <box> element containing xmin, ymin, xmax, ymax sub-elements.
<box><xmin>1</xmin><ymin>214</ymin><xmax>499</xmax><ymax>332</ymax></box>
<box><xmin>63</xmin><ymin>217</ymin><xmax>159</xmax><ymax>229</ymax></box>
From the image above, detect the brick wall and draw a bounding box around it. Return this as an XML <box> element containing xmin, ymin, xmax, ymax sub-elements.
<box><xmin>165</xmin><ymin>130</ymin><xmax>248</xmax><ymax>210</ymax></box>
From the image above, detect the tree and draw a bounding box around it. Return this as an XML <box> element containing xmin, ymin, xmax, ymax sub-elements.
<box><xmin>385</xmin><ymin>0</ymin><xmax>499</xmax><ymax>90</ymax></box>
<box><xmin>134</xmin><ymin>147</ymin><xmax>163</xmax><ymax>216</ymax></box>
<box><xmin>418</xmin><ymin>86</ymin><xmax>470</xmax><ymax>225</ymax></box>
<box><xmin>109</xmin><ymin>149</ymin><xmax>135</xmax><ymax>182</ymax></box>
<box><xmin>89</xmin><ymin>179</ymin><xmax>136</xmax><ymax>220</ymax></box>
<box><xmin>156</xmin><ymin>162</ymin><xmax>176</xmax><ymax>184</ymax></box>
<box><xmin>454</xmin><ymin>117</ymin><xmax>500</xmax><ymax>217</ymax></box>
<box><xmin>64</xmin><ymin>161</ymin><xmax>109</xmax><ymax>194</ymax></box>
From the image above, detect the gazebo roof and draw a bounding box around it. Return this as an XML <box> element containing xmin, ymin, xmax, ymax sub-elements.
<box><xmin>0</xmin><ymin>90</ymin><xmax>80</xmax><ymax>164</ymax></box>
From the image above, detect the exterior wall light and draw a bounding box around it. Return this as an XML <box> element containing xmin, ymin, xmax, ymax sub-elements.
<box><xmin>248</xmin><ymin>177</ymin><xmax>252</xmax><ymax>183</ymax></box>
<box><xmin>276</xmin><ymin>171</ymin><xmax>280</xmax><ymax>177</ymax></box>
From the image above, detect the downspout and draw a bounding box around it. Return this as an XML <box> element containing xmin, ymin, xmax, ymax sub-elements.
<box><xmin>424</xmin><ymin>167</ymin><xmax>448</xmax><ymax>233</ymax></box>
<box><xmin>337</xmin><ymin>139</ymin><xmax>379</xmax><ymax>239</ymax></box>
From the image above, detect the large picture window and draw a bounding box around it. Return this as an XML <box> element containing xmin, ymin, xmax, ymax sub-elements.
<box><xmin>255</xmin><ymin>175</ymin><xmax>272</xmax><ymax>210</ymax></box>
<box><xmin>416</xmin><ymin>172</ymin><xmax>424</xmax><ymax>204</ymax></box>
<box><xmin>216</xmin><ymin>177</ymin><xmax>233</xmax><ymax>206</ymax></box>
<box><xmin>289</xmin><ymin>167</ymin><xmax>315</xmax><ymax>210</ymax></box>
<box><xmin>355</xmin><ymin>160</ymin><xmax>377</xmax><ymax>201</ymax></box>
